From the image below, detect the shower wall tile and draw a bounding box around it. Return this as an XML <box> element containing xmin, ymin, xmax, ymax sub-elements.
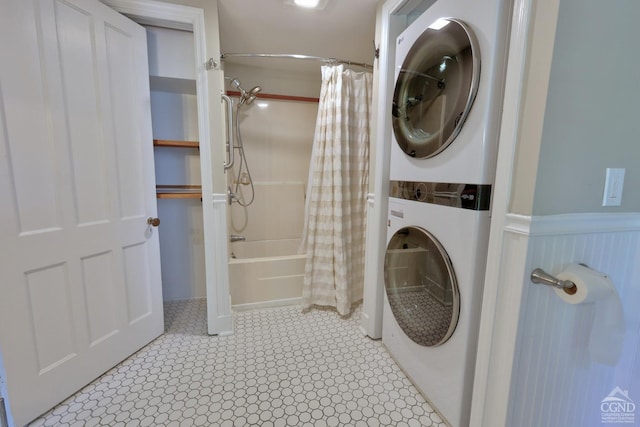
<box><xmin>238</xmin><ymin>99</ymin><xmax>316</xmax><ymax>183</ymax></box>
<box><xmin>230</xmin><ymin>182</ymin><xmax>306</xmax><ymax>241</ymax></box>
<box><xmin>229</xmin><ymin>98</ymin><xmax>318</xmax><ymax>242</ymax></box>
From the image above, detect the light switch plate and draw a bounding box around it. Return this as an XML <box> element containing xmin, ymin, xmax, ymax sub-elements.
<box><xmin>602</xmin><ymin>168</ymin><xmax>625</xmax><ymax>207</ymax></box>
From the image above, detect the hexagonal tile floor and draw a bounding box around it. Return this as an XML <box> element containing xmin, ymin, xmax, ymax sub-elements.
<box><xmin>28</xmin><ymin>299</ymin><xmax>448</xmax><ymax>426</ymax></box>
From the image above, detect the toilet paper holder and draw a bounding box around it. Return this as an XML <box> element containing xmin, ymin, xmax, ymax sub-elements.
<box><xmin>531</xmin><ymin>268</ymin><xmax>578</xmax><ymax>294</ymax></box>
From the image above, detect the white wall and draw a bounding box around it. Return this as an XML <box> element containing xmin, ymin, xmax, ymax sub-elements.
<box><xmin>147</xmin><ymin>26</ymin><xmax>195</xmax><ymax>80</ymax></box>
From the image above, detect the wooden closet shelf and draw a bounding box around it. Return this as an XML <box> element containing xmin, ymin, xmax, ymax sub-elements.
<box><xmin>156</xmin><ymin>184</ymin><xmax>202</xmax><ymax>199</ymax></box>
<box><xmin>157</xmin><ymin>192</ymin><xmax>202</xmax><ymax>199</ymax></box>
<box><xmin>153</xmin><ymin>139</ymin><xmax>199</xmax><ymax>148</ymax></box>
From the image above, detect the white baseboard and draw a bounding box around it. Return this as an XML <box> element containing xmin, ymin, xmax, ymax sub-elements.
<box><xmin>232</xmin><ymin>297</ymin><xmax>302</xmax><ymax>312</ymax></box>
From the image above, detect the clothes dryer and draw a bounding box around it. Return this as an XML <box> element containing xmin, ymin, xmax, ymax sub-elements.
<box><xmin>390</xmin><ymin>0</ymin><xmax>510</xmax><ymax>185</ymax></box>
<box><xmin>383</xmin><ymin>189</ymin><xmax>490</xmax><ymax>427</ymax></box>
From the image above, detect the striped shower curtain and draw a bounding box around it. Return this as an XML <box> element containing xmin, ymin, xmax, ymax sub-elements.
<box><xmin>300</xmin><ymin>64</ymin><xmax>372</xmax><ymax>316</ymax></box>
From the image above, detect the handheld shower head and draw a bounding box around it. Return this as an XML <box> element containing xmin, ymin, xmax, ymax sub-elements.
<box><xmin>241</xmin><ymin>86</ymin><xmax>262</xmax><ymax>105</ymax></box>
<box><xmin>226</xmin><ymin>77</ymin><xmax>262</xmax><ymax>105</ymax></box>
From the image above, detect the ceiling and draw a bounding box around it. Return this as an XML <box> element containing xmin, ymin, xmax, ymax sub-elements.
<box><xmin>217</xmin><ymin>0</ymin><xmax>378</xmax><ymax>74</ymax></box>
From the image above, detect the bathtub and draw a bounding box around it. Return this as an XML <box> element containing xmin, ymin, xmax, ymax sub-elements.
<box><xmin>228</xmin><ymin>239</ymin><xmax>306</xmax><ymax>310</ymax></box>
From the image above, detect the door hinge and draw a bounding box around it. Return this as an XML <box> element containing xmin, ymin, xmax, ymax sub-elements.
<box><xmin>0</xmin><ymin>397</ymin><xmax>8</xmax><ymax>427</ymax></box>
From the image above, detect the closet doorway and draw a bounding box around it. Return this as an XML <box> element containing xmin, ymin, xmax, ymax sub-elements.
<box><xmin>103</xmin><ymin>0</ymin><xmax>232</xmax><ymax>334</ymax></box>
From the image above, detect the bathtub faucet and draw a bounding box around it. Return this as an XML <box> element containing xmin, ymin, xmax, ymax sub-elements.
<box><xmin>230</xmin><ymin>234</ymin><xmax>246</xmax><ymax>242</ymax></box>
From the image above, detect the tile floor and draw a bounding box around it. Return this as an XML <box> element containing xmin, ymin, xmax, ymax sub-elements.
<box><xmin>29</xmin><ymin>299</ymin><xmax>447</xmax><ymax>427</ymax></box>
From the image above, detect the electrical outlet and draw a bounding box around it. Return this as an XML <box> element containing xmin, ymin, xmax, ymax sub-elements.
<box><xmin>602</xmin><ymin>168</ymin><xmax>625</xmax><ymax>207</ymax></box>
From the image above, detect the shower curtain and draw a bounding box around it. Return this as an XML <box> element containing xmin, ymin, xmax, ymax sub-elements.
<box><xmin>301</xmin><ymin>64</ymin><xmax>373</xmax><ymax>316</ymax></box>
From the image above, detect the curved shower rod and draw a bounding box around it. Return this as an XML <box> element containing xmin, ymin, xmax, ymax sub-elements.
<box><xmin>220</xmin><ymin>53</ymin><xmax>373</xmax><ymax>70</ymax></box>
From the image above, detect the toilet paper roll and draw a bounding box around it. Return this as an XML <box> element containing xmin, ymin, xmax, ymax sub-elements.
<box><xmin>555</xmin><ymin>263</ymin><xmax>625</xmax><ymax>366</ymax></box>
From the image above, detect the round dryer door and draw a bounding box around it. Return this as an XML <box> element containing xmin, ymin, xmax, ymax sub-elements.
<box><xmin>384</xmin><ymin>226</ymin><xmax>460</xmax><ymax>346</ymax></box>
<box><xmin>392</xmin><ymin>18</ymin><xmax>480</xmax><ymax>159</ymax></box>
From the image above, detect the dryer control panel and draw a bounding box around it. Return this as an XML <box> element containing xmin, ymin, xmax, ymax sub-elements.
<box><xmin>389</xmin><ymin>180</ymin><xmax>491</xmax><ymax>210</ymax></box>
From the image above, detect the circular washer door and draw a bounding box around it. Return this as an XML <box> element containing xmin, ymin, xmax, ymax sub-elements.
<box><xmin>384</xmin><ymin>226</ymin><xmax>460</xmax><ymax>346</ymax></box>
<box><xmin>392</xmin><ymin>18</ymin><xmax>480</xmax><ymax>158</ymax></box>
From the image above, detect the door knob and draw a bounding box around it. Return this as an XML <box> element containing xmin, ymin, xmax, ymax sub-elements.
<box><xmin>147</xmin><ymin>217</ymin><xmax>160</xmax><ymax>227</ymax></box>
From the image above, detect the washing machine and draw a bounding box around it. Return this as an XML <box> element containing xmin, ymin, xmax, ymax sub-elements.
<box><xmin>383</xmin><ymin>192</ymin><xmax>490</xmax><ymax>427</ymax></box>
<box><xmin>383</xmin><ymin>0</ymin><xmax>509</xmax><ymax>424</ymax></box>
<box><xmin>389</xmin><ymin>0</ymin><xmax>511</xmax><ymax>185</ymax></box>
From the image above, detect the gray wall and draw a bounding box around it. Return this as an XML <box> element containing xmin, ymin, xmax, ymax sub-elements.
<box><xmin>532</xmin><ymin>0</ymin><xmax>640</xmax><ymax>215</ymax></box>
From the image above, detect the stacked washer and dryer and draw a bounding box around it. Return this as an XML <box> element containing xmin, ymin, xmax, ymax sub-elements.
<box><xmin>382</xmin><ymin>1</ymin><xmax>510</xmax><ymax>426</ymax></box>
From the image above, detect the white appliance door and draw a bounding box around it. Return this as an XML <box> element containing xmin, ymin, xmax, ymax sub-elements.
<box><xmin>0</xmin><ymin>0</ymin><xmax>162</xmax><ymax>425</ymax></box>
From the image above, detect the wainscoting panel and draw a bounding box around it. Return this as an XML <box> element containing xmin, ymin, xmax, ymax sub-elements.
<box><xmin>506</xmin><ymin>214</ymin><xmax>640</xmax><ymax>427</ymax></box>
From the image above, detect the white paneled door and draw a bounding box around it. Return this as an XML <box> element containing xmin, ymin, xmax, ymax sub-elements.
<box><xmin>0</xmin><ymin>0</ymin><xmax>163</xmax><ymax>425</ymax></box>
